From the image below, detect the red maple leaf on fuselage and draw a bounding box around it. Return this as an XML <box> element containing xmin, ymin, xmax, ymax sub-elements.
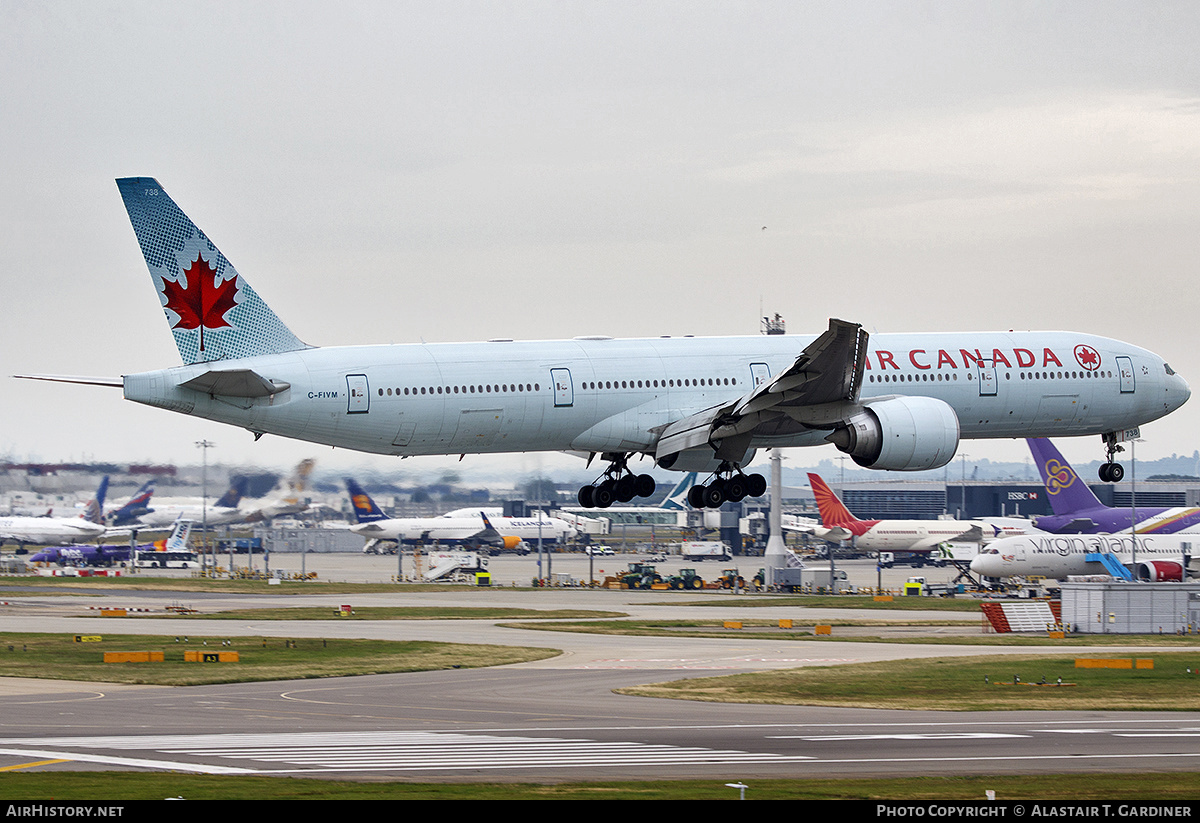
<box><xmin>162</xmin><ymin>254</ymin><xmax>239</xmax><ymax>333</ymax></box>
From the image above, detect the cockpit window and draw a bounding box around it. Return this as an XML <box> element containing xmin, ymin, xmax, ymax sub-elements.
<box><xmin>1165</xmin><ymin>363</ymin><xmax>1176</xmax><ymax>376</ymax></box>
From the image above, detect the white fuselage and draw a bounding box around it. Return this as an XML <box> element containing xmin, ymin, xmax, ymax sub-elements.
<box><xmin>971</xmin><ymin>534</ymin><xmax>1199</xmax><ymax>579</ymax></box>
<box><xmin>821</xmin><ymin>519</ymin><xmax>1033</xmax><ymax>552</ymax></box>
<box><xmin>0</xmin><ymin>516</ymin><xmax>106</xmax><ymax>545</ymax></box>
<box><xmin>122</xmin><ymin>331</ymin><xmax>1188</xmax><ymax>466</ymax></box>
<box><xmin>350</xmin><ymin>516</ymin><xmax>486</xmax><ymax>543</ymax></box>
<box><xmin>134</xmin><ymin>502</ymin><xmax>245</xmax><ymax>528</ymax></box>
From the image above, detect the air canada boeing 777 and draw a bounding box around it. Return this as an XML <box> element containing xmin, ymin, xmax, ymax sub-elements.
<box><xmin>17</xmin><ymin>179</ymin><xmax>1192</xmax><ymax>508</ymax></box>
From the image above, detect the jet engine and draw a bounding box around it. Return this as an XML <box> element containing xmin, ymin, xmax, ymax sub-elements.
<box><xmin>1135</xmin><ymin>560</ymin><xmax>1184</xmax><ymax>582</ymax></box>
<box><xmin>825</xmin><ymin>397</ymin><xmax>959</xmax><ymax>471</ymax></box>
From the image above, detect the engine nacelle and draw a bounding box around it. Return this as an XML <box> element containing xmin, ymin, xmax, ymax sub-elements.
<box><xmin>1135</xmin><ymin>560</ymin><xmax>1184</xmax><ymax>582</ymax></box>
<box><xmin>657</xmin><ymin>447</ymin><xmax>757</xmax><ymax>473</ymax></box>
<box><xmin>826</xmin><ymin>396</ymin><xmax>959</xmax><ymax>471</ymax></box>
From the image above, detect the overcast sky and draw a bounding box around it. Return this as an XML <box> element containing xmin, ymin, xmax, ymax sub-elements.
<box><xmin>3</xmin><ymin>1</ymin><xmax>1199</xmax><ymax>482</ymax></box>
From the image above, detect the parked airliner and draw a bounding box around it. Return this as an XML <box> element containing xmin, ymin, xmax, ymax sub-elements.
<box><xmin>18</xmin><ymin>179</ymin><xmax>1191</xmax><ymax>508</ymax></box>
<box><xmin>807</xmin><ymin>473</ymin><xmax>1032</xmax><ymax>552</ymax></box>
<box><xmin>1027</xmin><ymin>438</ymin><xmax>1200</xmax><ymax>535</ymax></box>
<box><xmin>0</xmin><ymin>477</ymin><xmax>109</xmax><ymax>546</ymax></box>
<box><xmin>346</xmin><ymin>480</ymin><xmax>575</xmax><ymax>551</ymax></box>
<box><xmin>29</xmin><ymin>518</ymin><xmax>194</xmax><ymax>566</ymax></box>
<box><xmin>971</xmin><ymin>533</ymin><xmax>1200</xmax><ymax>582</ymax></box>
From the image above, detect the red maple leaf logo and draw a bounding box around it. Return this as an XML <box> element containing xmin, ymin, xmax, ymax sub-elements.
<box><xmin>161</xmin><ymin>254</ymin><xmax>239</xmax><ymax>351</ymax></box>
<box><xmin>1074</xmin><ymin>344</ymin><xmax>1100</xmax><ymax>370</ymax></box>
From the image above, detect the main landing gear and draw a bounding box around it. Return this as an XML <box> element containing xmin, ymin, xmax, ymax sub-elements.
<box><xmin>1099</xmin><ymin>432</ymin><xmax>1125</xmax><ymax>483</ymax></box>
<box><xmin>686</xmin><ymin>465</ymin><xmax>767</xmax><ymax>509</ymax></box>
<box><xmin>577</xmin><ymin>455</ymin><xmax>656</xmax><ymax>509</ymax></box>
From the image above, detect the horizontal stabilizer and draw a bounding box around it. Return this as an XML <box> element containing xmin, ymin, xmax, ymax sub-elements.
<box><xmin>179</xmin><ymin>369</ymin><xmax>290</xmax><ymax>398</ymax></box>
<box><xmin>14</xmin><ymin>374</ymin><xmax>123</xmax><ymax>388</ymax></box>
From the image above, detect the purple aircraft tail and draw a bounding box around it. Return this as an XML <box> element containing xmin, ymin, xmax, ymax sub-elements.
<box><xmin>1026</xmin><ymin>438</ymin><xmax>1103</xmax><ymax>516</ymax></box>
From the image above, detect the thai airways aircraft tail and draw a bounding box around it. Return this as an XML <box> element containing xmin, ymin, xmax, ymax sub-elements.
<box><xmin>346</xmin><ymin>479</ymin><xmax>387</xmax><ymax>523</ymax></box>
<box><xmin>115</xmin><ymin>177</ymin><xmax>308</xmax><ymax>364</ymax></box>
<box><xmin>1027</xmin><ymin>438</ymin><xmax>1105</xmax><ymax>516</ymax></box>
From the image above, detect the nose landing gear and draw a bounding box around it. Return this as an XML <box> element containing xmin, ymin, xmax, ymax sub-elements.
<box><xmin>1099</xmin><ymin>432</ymin><xmax>1126</xmax><ymax>483</ymax></box>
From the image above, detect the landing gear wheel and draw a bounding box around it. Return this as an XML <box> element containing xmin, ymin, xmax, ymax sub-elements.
<box><xmin>592</xmin><ymin>480</ymin><xmax>616</xmax><ymax>508</ymax></box>
<box><xmin>577</xmin><ymin>486</ymin><xmax>595</xmax><ymax>508</ymax></box>
<box><xmin>701</xmin><ymin>481</ymin><xmax>726</xmax><ymax>509</ymax></box>
<box><xmin>634</xmin><ymin>474</ymin><xmax>656</xmax><ymax>498</ymax></box>
<box><xmin>1100</xmin><ymin>463</ymin><xmax>1124</xmax><ymax>483</ymax></box>
<box><xmin>615</xmin><ymin>474</ymin><xmax>637</xmax><ymax>503</ymax></box>
<box><xmin>724</xmin><ymin>475</ymin><xmax>748</xmax><ymax>503</ymax></box>
<box><xmin>687</xmin><ymin>485</ymin><xmax>707</xmax><ymax>509</ymax></box>
<box><xmin>746</xmin><ymin>473</ymin><xmax>767</xmax><ymax>498</ymax></box>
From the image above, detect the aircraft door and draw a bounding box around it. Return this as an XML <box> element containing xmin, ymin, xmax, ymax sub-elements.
<box><xmin>346</xmin><ymin>374</ymin><xmax>370</xmax><ymax>414</ymax></box>
<box><xmin>976</xmin><ymin>359</ymin><xmax>997</xmax><ymax>396</ymax></box>
<box><xmin>749</xmin><ymin>362</ymin><xmax>771</xmax><ymax>388</ymax></box>
<box><xmin>551</xmin><ymin>368</ymin><xmax>573</xmax><ymax>407</ymax></box>
<box><xmin>1116</xmin><ymin>356</ymin><xmax>1136</xmax><ymax>393</ymax></box>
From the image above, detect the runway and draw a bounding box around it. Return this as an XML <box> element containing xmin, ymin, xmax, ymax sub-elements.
<box><xmin>1</xmin><ymin>561</ymin><xmax>1199</xmax><ymax>781</ymax></box>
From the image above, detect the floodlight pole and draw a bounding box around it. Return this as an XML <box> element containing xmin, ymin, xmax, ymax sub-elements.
<box><xmin>195</xmin><ymin>440</ymin><xmax>215</xmax><ymax>573</ymax></box>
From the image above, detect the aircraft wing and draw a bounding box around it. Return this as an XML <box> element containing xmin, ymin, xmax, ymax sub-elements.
<box><xmin>654</xmin><ymin>319</ymin><xmax>868</xmax><ymax>462</ymax></box>
<box><xmin>909</xmin><ymin>525</ymin><xmax>984</xmax><ymax>551</ymax></box>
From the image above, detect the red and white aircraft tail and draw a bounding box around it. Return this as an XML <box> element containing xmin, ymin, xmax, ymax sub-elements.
<box><xmin>807</xmin><ymin>473</ymin><xmax>876</xmax><ymax>540</ymax></box>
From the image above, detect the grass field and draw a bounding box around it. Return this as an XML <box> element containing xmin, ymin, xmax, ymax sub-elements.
<box><xmin>618</xmin><ymin>652</ymin><xmax>1200</xmax><ymax>710</ymax></box>
<box><xmin>0</xmin><ymin>632</ymin><xmax>558</xmax><ymax>686</ymax></box>
<box><xmin>1</xmin><ymin>771</ymin><xmax>1199</xmax><ymax>800</ymax></box>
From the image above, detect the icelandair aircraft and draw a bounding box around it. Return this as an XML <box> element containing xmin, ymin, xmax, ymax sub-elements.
<box><xmin>971</xmin><ymin>533</ymin><xmax>1200</xmax><ymax>582</ymax></box>
<box><xmin>1027</xmin><ymin>438</ymin><xmax>1200</xmax><ymax>535</ymax></box>
<box><xmin>807</xmin><ymin>473</ymin><xmax>1031</xmax><ymax>551</ymax></box>
<box><xmin>18</xmin><ymin>179</ymin><xmax>1191</xmax><ymax>508</ymax></box>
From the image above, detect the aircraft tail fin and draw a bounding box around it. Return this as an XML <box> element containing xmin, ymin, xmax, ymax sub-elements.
<box><xmin>807</xmin><ymin>473</ymin><xmax>861</xmax><ymax>528</ymax></box>
<box><xmin>115</xmin><ymin>177</ymin><xmax>308</xmax><ymax>365</ymax></box>
<box><xmin>82</xmin><ymin>476</ymin><xmax>109</xmax><ymax>525</ymax></box>
<box><xmin>1026</xmin><ymin>438</ymin><xmax>1103</xmax><ymax>516</ymax></box>
<box><xmin>214</xmin><ymin>477</ymin><xmax>248</xmax><ymax>509</ymax></box>
<box><xmin>165</xmin><ymin>519</ymin><xmax>193</xmax><ymax>552</ymax></box>
<box><xmin>659</xmin><ymin>473</ymin><xmax>698</xmax><ymax>510</ymax></box>
<box><xmin>346</xmin><ymin>479</ymin><xmax>387</xmax><ymax>523</ymax></box>
<box><xmin>109</xmin><ymin>480</ymin><xmax>155</xmax><ymax>526</ymax></box>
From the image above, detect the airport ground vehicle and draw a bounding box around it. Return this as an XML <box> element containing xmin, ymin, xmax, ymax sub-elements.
<box><xmin>681</xmin><ymin>541</ymin><xmax>732</xmax><ymax>562</ymax></box>
<box><xmin>620</xmin><ymin>563</ymin><xmax>663</xmax><ymax>589</ymax></box>
<box><xmin>666</xmin><ymin>568</ymin><xmax>704</xmax><ymax>590</ymax></box>
<box><xmin>135</xmin><ymin>551</ymin><xmax>200</xmax><ymax>569</ymax></box>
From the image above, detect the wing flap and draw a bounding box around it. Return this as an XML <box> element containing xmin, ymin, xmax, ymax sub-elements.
<box><xmin>654</xmin><ymin>318</ymin><xmax>869</xmax><ymax>464</ymax></box>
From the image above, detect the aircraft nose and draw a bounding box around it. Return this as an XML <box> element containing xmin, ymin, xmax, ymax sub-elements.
<box><xmin>1172</xmin><ymin>370</ymin><xmax>1191</xmax><ymax>411</ymax></box>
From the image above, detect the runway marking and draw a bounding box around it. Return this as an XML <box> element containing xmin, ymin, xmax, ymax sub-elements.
<box><xmin>0</xmin><ymin>731</ymin><xmax>814</xmax><ymax>773</ymax></box>
<box><xmin>0</xmin><ymin>758</ymin><xmax>71</xmax><ymax>771</ymax></box>
<box><xmin>0</xmin><ymin>747</ymin><xmax>253</xmax><ymax>775</ymax></box>
<box><xmin>777</xmin><ymin>733</ymin><xmax>1028</xmax><ymax>741</ymax></box>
